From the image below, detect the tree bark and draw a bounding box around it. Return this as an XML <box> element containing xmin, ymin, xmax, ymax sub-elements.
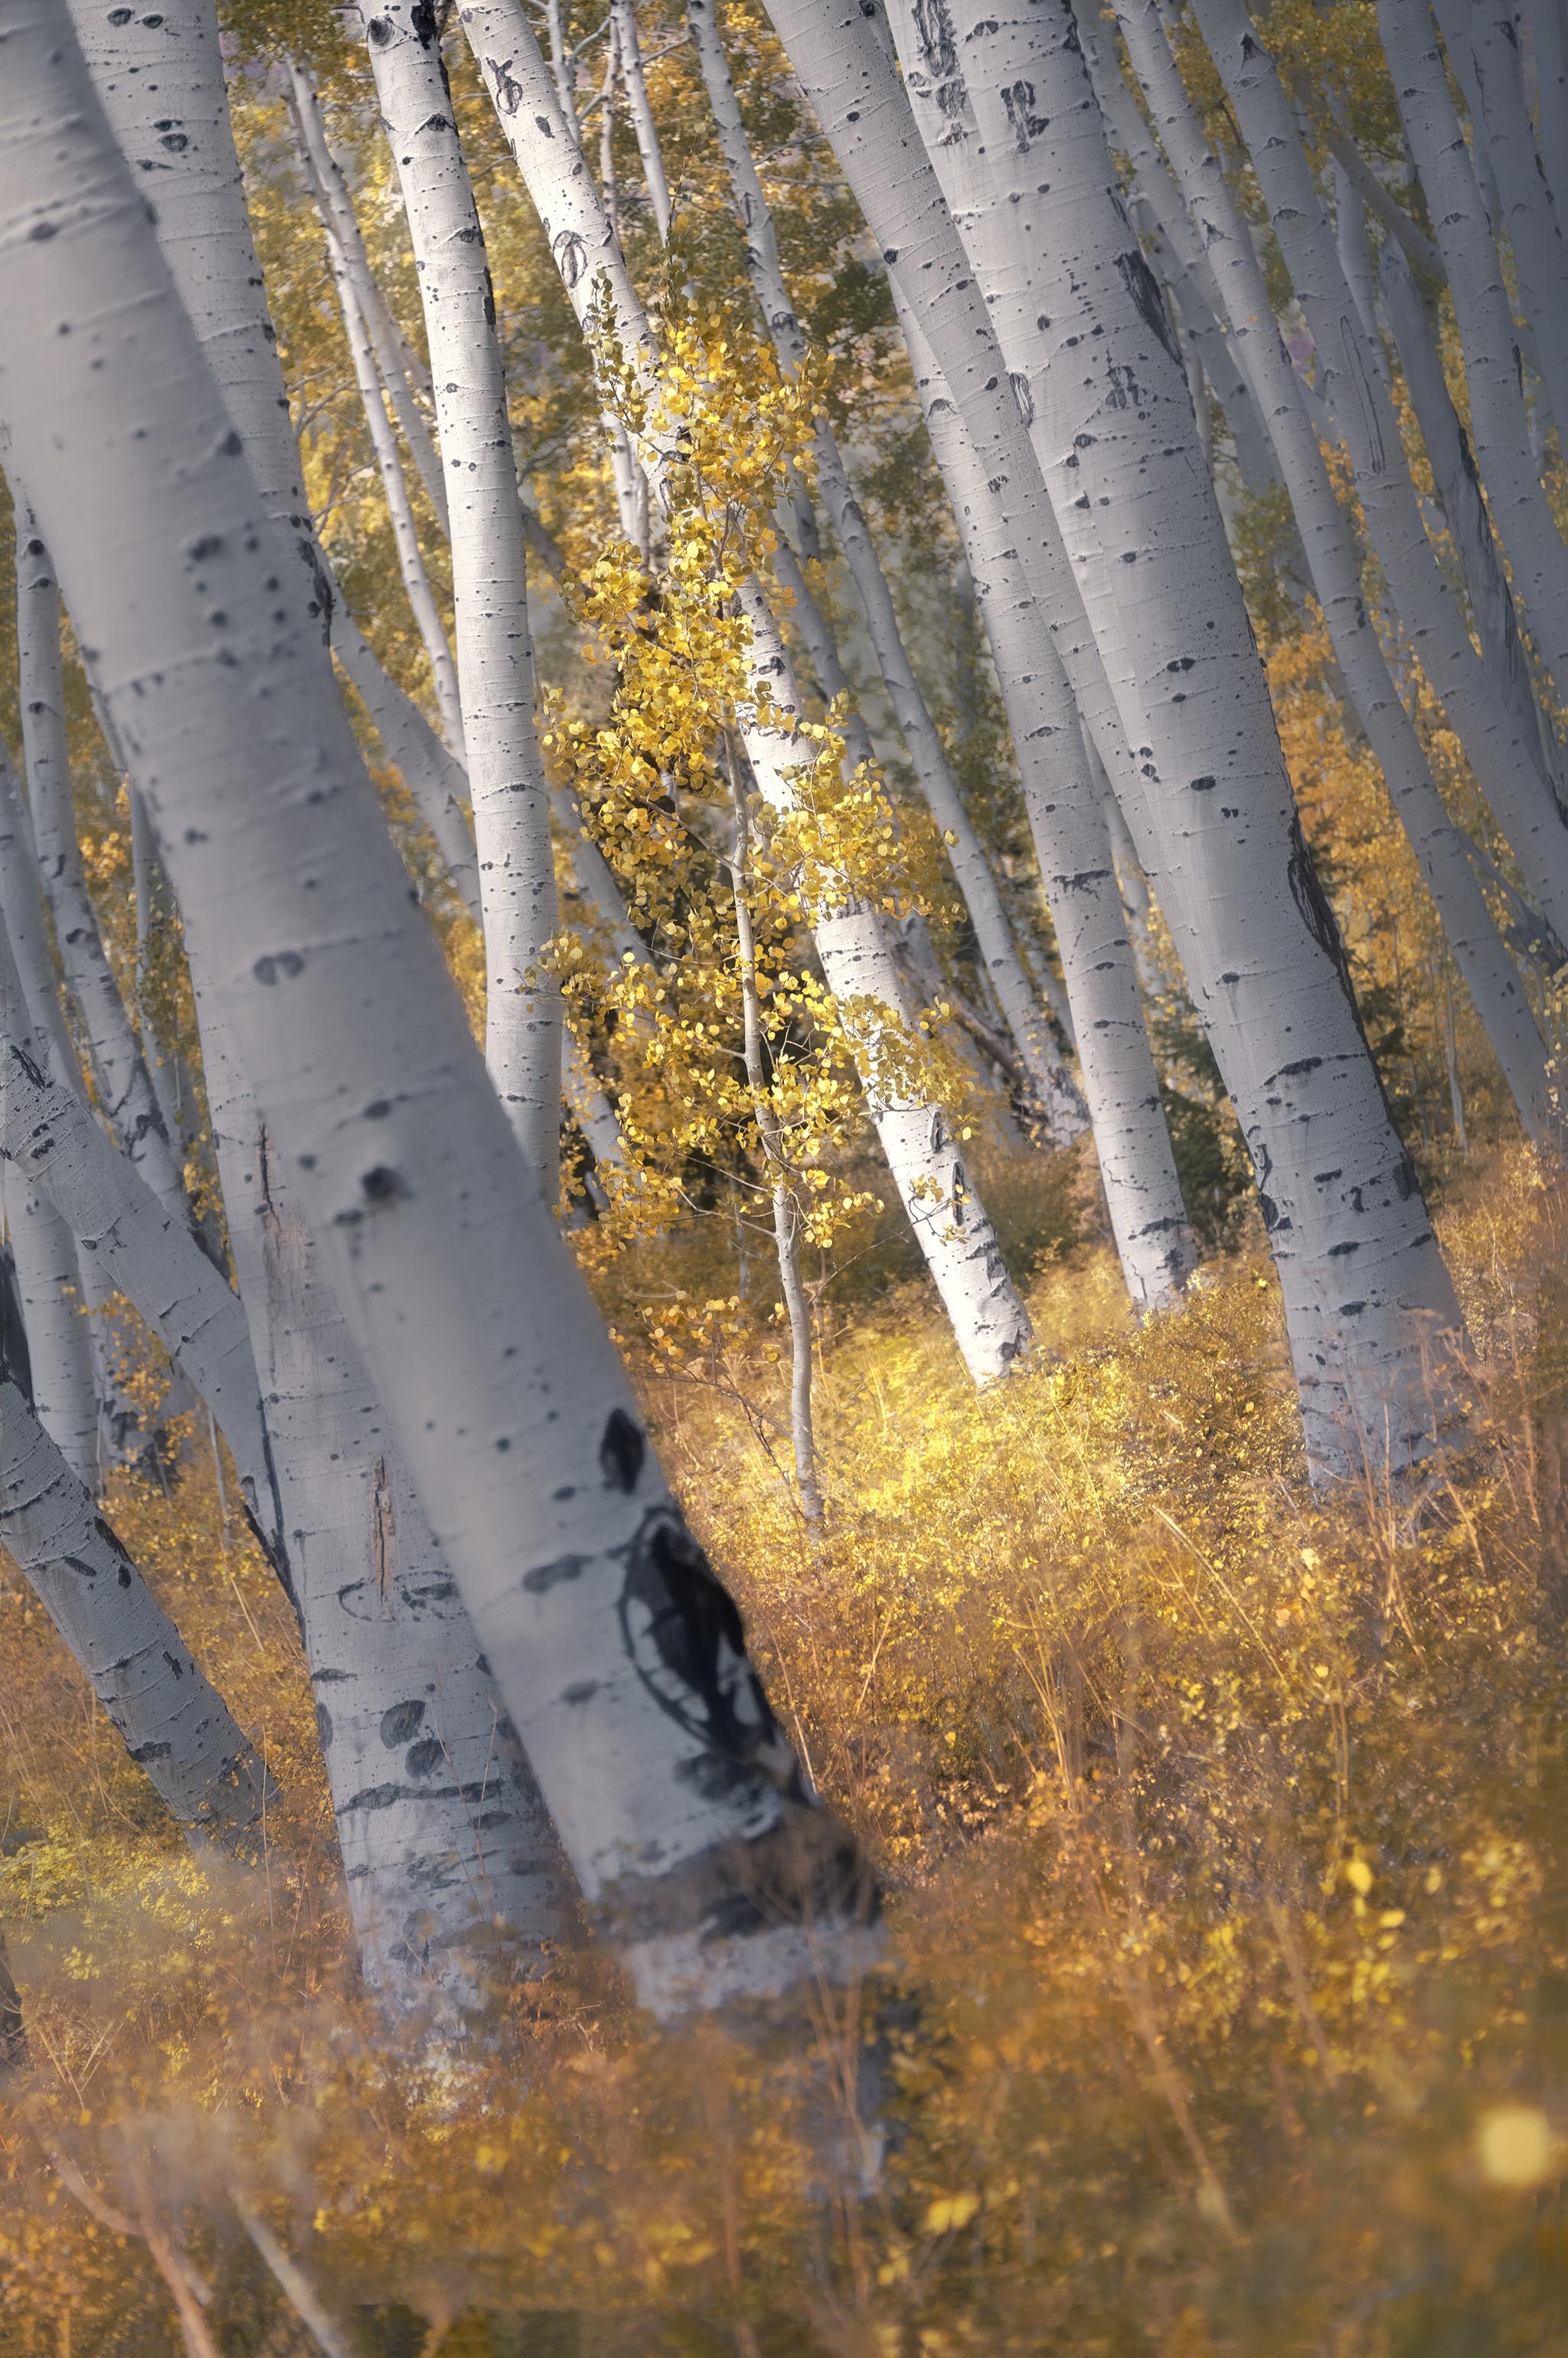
<box><xmin>461</xmin><ymin>0</ymin><xmax>1036</xmax><ymax>1380</ymax></box>
<box><xmin>771</xmin><ymin>0</ymin><xmax>1460</xmax><ymax>1477</ymax></box>
<box><xmin>892</xmin><ymin>282</ymin><xmax>1195</xmax><ymax>1309</ymax></box>
<box><xmin>1115</xmin><ymin>0</ymin><xmax>1557</xmax><ymax>1145</ymax></box>
<box><xmin>1191</xmin><ymin>0</ymin><xmax>1568</xmax><ymax>950</ymax></box>
<box><xmin>687</xmin><ymin>0</ymin><xmax>1086</xmax><ymax>1140</ymax></box>
<box><xmin>357</xmin><ymin>1</ymin><xmax>562</xmax><ymax>1195</ymax></box>
<box><xmin>0</xmin><ymin>1375</ymin><xmax>274</xmax><ymax>1857</ymax></box>
<box><xmin>13</xmin><ymin>513</ymin><xmax>188</xmax><ymax>1214</ymax></box>
<box><xmin>193</xmin><ymin>976</ymin><xmax>577</xmax><ymax>2007</ymax></box>
<box><xmin>0</xmin><ymin>0</ymin><xmax>879</xmax><ymax>2017</ymax></box>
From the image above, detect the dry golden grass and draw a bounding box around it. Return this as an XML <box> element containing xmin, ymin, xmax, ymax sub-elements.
<box><xmin>2</xmin><ymin>1143</ymin><xmax>1566</xmax><ymax>2354</ymax></box>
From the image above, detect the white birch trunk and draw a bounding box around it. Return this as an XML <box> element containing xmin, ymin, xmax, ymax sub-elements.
<box><xmin>1377</xmin><ymin>236</ymin><xmax>1563</xmax><ymax>806</ymax></box>
<box><xmin>769</xmin><ymin>0</ymin><xmax>1462</xmax><ymax>1477</ymax></box>
<box><xmin>0</xmin><ymin>4</ymin><xmax>878</xmax><ymax>2016</ymax></box>
<box><xmin>193</xmin><ymin>980</ymin><xmax>574</xmax><ymax>2005</ymax></box>
<box><xmin>0</xmin><ymin>923</ymin><xmax>284</xmax><ymax>1560</ymax></box>
<box><xmin>685</xmin><ymin>0</ymin><xmax>1085</xmax><ymax>1140</ymax></box>
<box><xmin>460</xmin><ymin>0</ymin><xmax>1034</xmax><ymax>1380</ymax></box>
<box><xmin>330</xmin><ymin>608</ymin><xmax>484</xmax><ymax>914</ymax></box>
<box><xmin>893</xmin><ymin>284</ymin><xmax>1194</xmax><ymax>1308</ymax></box>
<box><xmin>1534</xmin><ymin>0</ymin><xmax>1568</xmax><ymax>226</ymax></box>
<box><xmin>358</xmin><ymin>2</ymin><xmax>561</xmax><ymax>1195</ymax></box>
<box><xmin>323</xmin><ymin>220</ymin><xmax>466</xmax><ymax>759</ymax></box>
<box><xmin>1191</xmin><ymin>0</ymin><xmax>1568</xmax><ymax>948</ymax></box>
<box><xmin>14</xmin><ymin>514</ymin><xmax>188</xmax><ymax>1214</ymax></box>
<box><xmin>1</xmin><ymin>1164</ymin><xmax>96</xmax><ymax>1491</ymax></box>
<box><xmin>0</xmin><ymin>1375</ymin><xmax>273</xmax><ymax>1857</ymax></box>
<box><xmin>68</xmin><ymin>0</ymin><xmax>492</xmax><ymax>990</ymax></box>
<box><xmin>613</xmin><ymin>0</ymin><xmax>673</xmax><ymax>242</ymax></box>
<box><xmin>286</xmin><ymin>66</ymin><xmax>452</xmax><ymax>538</ymax></box>
<box><xmin>1436</xmin><ymin>0</ymin><xmax>1568</xmax><ymax>439</ymax></box>
<box><xmin>1380</xmin><ymin>0</ymin><xmax>1568</xmax><ymax>697</ymax></box>
<box><xmin>1115</xmin><ymin>0</ymin><xmax>1557</xmax><ymax>1144</ymax></box>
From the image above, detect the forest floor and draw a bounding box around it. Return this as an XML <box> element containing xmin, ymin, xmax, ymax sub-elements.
<box><xmin>2</xmin><ymin>1139</ymin><xmax>1566</xmax><ymax>2355</ymax></box>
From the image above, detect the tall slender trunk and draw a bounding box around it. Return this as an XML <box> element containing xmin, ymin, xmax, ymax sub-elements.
<box><xmin>1435</xmin><ymin>0</ymin><xmax>1568</xmax><ymax>441</ymax></box>
<box><xmin>331</xmin><ymin>607</ymin><xmax>483</xmax><ymax>913</ymax></box>
<box><xmin>729</xmin><ymin>752</ymin><xmax>824</xmax><ymax>1527</ymax></box>
<box><xmin>193</xmin><ymin>978</ymin><xmax>575</xmax><ymax>2006</ymax></box>
<box><xmin>1377</xmin><ymin>237</ymin><xmax>1563</xmax><ymax>805</ymax></box>
<box><xmin>286</xmin><ymin>67</ymin><xmax>452</xmax><ymax>537</ymax></box>
<box><xmin>13</xmin><ymin>514</ymin><xmax>187</xmax><ymax>1213</ymax></box>
<box><xmin>1191</xmin><ymin>0</ymin><xmax>1568</xmax><ymax>948</ymax></box>
<box><xmin>460</xmin><ymin>0</ymin><xmax>1036</xmax><ymax>1380</ymax></box>
<box><xmin>613</xmin><ymin>0</ymin><xmax>673</xmax><ymax>242</ymax></box>
<box><xmin>1115</xmin><ymin>0</ymin><xmax>1556</xmax><ymax>1144</ymax></box>
<box><xmin>357</xmin><ymin>2</ymin><xmax>561</xmax><ymax>1194</ymax></box>
<box><xmin>892</xmin><ymin>283</ymin><xmax>1195</xmax><ymax>1309</ymax></box>
<box><xmin>0</xmin><ymin>2</ymin><xmax>878</xmax><ymax>2017</ymax></box>
<box><xmin>318</xmin><ymin>207</ymin><xmax>466</xmax><ymax>759</ymax></box>
<box><xmin>685</xmin><ymin>0</ymin><xmax>1085</xmax><ymax>1138</ymax></box>
<box><xmin>766</xmin><ymin>0</ymin><xmax>1462</xmax><ymax>1478</ymax></box>
<box><xmin>0</xmin><ymin>1376</ymin><xmax>273</xmax><ymax>1859</ymax></box>
<box><xmin>1379</xmin><ymin>0</ymin><xmax>1568</xmax><ymax>699</ymax></box>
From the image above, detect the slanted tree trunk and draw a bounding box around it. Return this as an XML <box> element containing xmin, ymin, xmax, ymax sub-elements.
<box><xmin>613</xmin><ymin>0</ymin><xmax>673</xmax><ymax>242</ymax></box>
<box><xmin>1435</xmin><ymin>0</ymin><xmax>1568</xmax><ymax>441</ymax></box>
<box><xmin>0</xmin><ymin>1</ymin><xmax>878</xmax><ymax>2017</ymax></box>
<box><xmin>355</xmin><ymin>2</ymin><xmax>561</xmax><ymax>1195</ymax></box>
<box><xmin>194</xmin><ymin>978</ymin><xmax>576</xmax><ymax>2007</ymax></box>
<box><xmin>1114</xmin><ymin>0</ymin><xmax>1556</xmax><ymax>1144</ymax></box>
<box><xmin>1379</xmin><ymin>0</ymin><xmax>1568</xmax><ymax>701</ymax></box>
<box><xmin>766</xmin><ymin>0</ymin><xmax>1462</xmax><ymax>1479</ymax></box>
<box><xmin>686</xmin><ymin>0</ymin><xmax>1085</xmax><ymax>1140</ymax></box>
<box><xmin>892</xmin><ymin>283</ymin><xmax>1195</xmax><ymax>1310</ymax></box>
<box><xmin>0</xmin><ymin>1376</ymin><xmax>273</xmax><ymax>1857</ymax></box>
<box><xmin>0</xmin><ymin>915</ymin><xmax>284</xmax><ymax>1559</ymax></box>
<box><xmin>1191</xmin><ymin>0</ymin><xmax>1568</xmax><ymax>948</ymax></box>
<box><xmin>461</xmin><ymin>0</ymin><xmax>1035</xmax><ymax>1381</ymax></box>
<box><xmin>1377</xmin><ymin>237</ymin><xmax>1563</xmax><ymax>808</ymax></box>
<box><xmin>316</xmin><ymin>204</ymin><xmax>466</xmax><ymax>759</ymax></box>
<box><xmin>13</xmin><ymin>514</ymin><xmax>187</xmax><ymax>1214</ymax></box>
<box><xmin>286</xmin><ymin>65</ymin><xmax>452</xmax><ymax>537</ymax></box>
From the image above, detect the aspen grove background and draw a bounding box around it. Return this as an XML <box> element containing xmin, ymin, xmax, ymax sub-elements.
<box><xmin>2</xmin><ymin>0</ymin><xmax>1568</xmax><ymax>2347</ymax></box>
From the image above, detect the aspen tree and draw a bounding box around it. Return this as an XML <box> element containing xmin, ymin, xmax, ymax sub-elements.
<box><xmin>1114</xmin><ymin>0</ymin><xmax>1556</xmax><ymax>1143</ymax></box>
<box><xmin>459</xmin><ymin>0</ymin><xmax>1037</xmax><ymax>1380</ymax></box>
<box><xmin>354</xmin><ymin>0</ymin><xmax>561</xmax><ymax>1192</ymax></box>
<box><xmin>13</xmin><ymin>515</ymin><xmax>188</xmax><ymax>1215</ymax></box>
<box><xmin>766</xmin><ymin>0</ymin><xmax>1462</xmax><ymax>1477</ymax></box>
<box><xmin>0</xmin><ymin>1379</ymin><xmax>273</xmax><ymax>1858</ymax></box>
<box><xmin>1189</xmin><ymin>0</ymin><xmax>1568</xmax><ymax>949</ymax></box>
<box><xmin>890</xmin><ymin>283</ymin><xmax>1194</xmax><ymax>1309</ymax></box>
<box><xmin>0</xmin><ymin>0</ymin><xmax>879</xmax><ymax>2015</ymax></box>
<box><xmin>1377</xmin><ymin>0</ymin><xmax>1568</xmax><ymax>703</ymax></box>
<box><xmin>685</xmin><ymin>0</ymin><xmax>1086</xmax><ymax>1138</ymax></box>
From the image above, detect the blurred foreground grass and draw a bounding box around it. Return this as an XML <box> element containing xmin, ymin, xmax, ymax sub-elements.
<box><xmin>2</xmin><ymin>1141</ymin><xmax>1566</xmax><ymax>2354</ymax></box>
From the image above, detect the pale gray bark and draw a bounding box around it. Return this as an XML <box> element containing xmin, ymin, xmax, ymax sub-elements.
<box><xmin>319</xmin><ymin>208</ymin><xmax>466</xmax><ymax>759</ymax></box>
<box><xmin>613</xmin><ymin>0</ymin><xmax>673</xmax><ymax>241</ymax></box>
<box><xmin>1377</xmin><ymin>236</ymin><xmax>1563</xmax><ymax>805</ymax></box>
<box><xmin>14</xmin><ymin>514</ymin><xmax>188</xmax><ymax>1214</ymax></box>
<box><xmin>330</xmin><ymin>608</ymin><xmax>483</xmax><ymax>913</ymax></box>
<box><xmin>685</xmin><ymin>0</ymin><xmax>1086</xmax><ymax>1139</ymax></box>
<box><xmin>194</xmin><ymin>980</ymin><xmax>575</xmax><ymax>2006</ymax></box>
<box><xmin>462</xmin><ymin>0</ymin><xmax>1036</xmax><ymax>1380</ymax></box>
<box><xmin>772</xmin><ymin>0</ymin><xmax>1462</xmax><ymax>1477</ymax></box>
<box><xmin>1191</xmin><ymin>0</ymin><xmax>1568</xmax><ymax>954</ymax></box>
<box><xmin>1116</xmin><ymin>0</ymin><xmax>1557</xmax><ymax>1144</ymax></box>
<box><xmin>358</xmin><ymin>2</ymin><xmax>561</xmax><ymax>1195</ymax></box>
<box><xmin>1435</xmin><ymin>0</ymin><xmax>1568</xmax><ymax>437</ymax></box>
<box><xmin>286</xmin><ymin>67</ymin><xmax>452</xmax><ymax>538</ymax></box>
<box><xmin>1380</xmin><ymin>0</ymin><xmax>1568</xmax><ymax>696</ymax></box>
<box><xmin>1534</xmin><ymin>0</ymin><xmax>1568</xmax><ymax>224</ymax></box>
<box><xmin>0</xmin><ymin>2</ymin><xmax>877</xmax><ymax>2015</ymax></box>
<box><xmin>0</xmin><ymin>923</ymin><xmax>283</xmax><ymax>1562</ymax></box>
<box><xmin>893</xmin><ymin>283</ymin><xmax>1195</xmax><ymax>1308</ymax></box>
<box><xmin>0</xmin><ymin>1375</ymin><xmax>273</xmax><ymax>1857</ymax></box>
